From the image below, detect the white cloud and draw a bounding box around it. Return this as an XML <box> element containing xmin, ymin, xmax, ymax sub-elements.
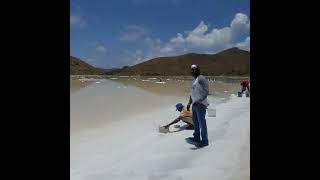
<box><xmin>144</xmin><ymin>38</ymin><xmax>171</xmax><ymax>58</ymax></box>
<box><xmin>236</xmin><ymin>37</ymin><xmax>250</xmax><ymax>51</ymax></box>
<box><xmin>231</xmin><ymin>13</ymin><xmax>250</xmax><ymax>37</ymax></box>
<box><xmin>170</xmin><ymin>33</ymin><xmax>185</xmax><ymax>44</ymax></box>
<box><xmin>160</xmin><ymin>46</ymin><xmax>174</xmax><ymax>54</ymax></box>
<box><xmin>70</xmin><ymin>14</ymin><xmax>87</xmax><ymax>28</ymax></box>
<box><xmin>96</xmin><ymin>45</ymin><xmax>109</xmax><ymax>53</ymax></box>
<box><xmin>121</xmin><ymin>49</ymin><xmax>146</xmax><ymax>66</ymax></box>
<box><xmin>123</xmin><ymin>13</ymin><xmax>250</xmax><ymax>66</ymax></box>
<box><xmin>144</xmin><ymin>12</ymin><xmax>249</xmax><ymax>58</ymax></box>
<box><xmin>120</xmin><ymin>24</ymin><xmax>148</xmax><ymax>41</ymax></box>
<box><xmin>186</xmin><ymin>24</ymin><xmax>232</xmax><ymax>48</ymax></box>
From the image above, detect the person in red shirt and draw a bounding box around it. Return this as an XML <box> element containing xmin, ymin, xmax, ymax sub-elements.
<box><xmin>241</xmin><ymin>80</ymin><xmax>250</xmax><ymax>93</ymax></box>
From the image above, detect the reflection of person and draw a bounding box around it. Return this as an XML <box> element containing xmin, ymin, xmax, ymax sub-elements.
<box><xmin>186</xmin><ymin>64</ymin><xmax>209</xmax><ymax>148</ymax></box>
<box><xmin>240</xmin><ymin>80</ymin><xmax>250</xmax><ymax>93</ymax></box>
<box><xmin>159</xmin><ymin>103</ymin><xmax>194</xmax><ymax>133</ymax></box>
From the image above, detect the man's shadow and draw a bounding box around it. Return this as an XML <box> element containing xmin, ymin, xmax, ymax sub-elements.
<box><xmin>169</xmin><ymin>124</ymin><xmax>193</xmax><ymax>133</ymax></box>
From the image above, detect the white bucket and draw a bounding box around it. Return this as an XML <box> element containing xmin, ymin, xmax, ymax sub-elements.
<box><xmin>207</xmin><ymin>108</ymin><xmax>216</xmax><ymax>117</ymax></box>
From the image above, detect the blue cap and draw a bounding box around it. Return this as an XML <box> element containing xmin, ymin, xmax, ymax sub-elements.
<box><xmin>175</xmin><ymin>103</ymin><xmax>183</xmax><ymax>111</ymax></box>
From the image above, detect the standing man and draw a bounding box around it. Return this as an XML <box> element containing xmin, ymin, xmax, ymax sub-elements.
<box><xmin>186</xmin><ymin>64</ymin><xmax>210</xmax><ymax>147</ymax></box>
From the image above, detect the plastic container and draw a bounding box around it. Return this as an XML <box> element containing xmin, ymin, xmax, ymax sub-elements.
<box><xmin>207</xmin><ymin>108</ymin><xmax>216</xmax><ymax>117</ymax></box>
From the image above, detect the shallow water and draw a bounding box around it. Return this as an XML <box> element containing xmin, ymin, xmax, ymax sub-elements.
<box><xmin>70</xmin><ymin>78</ymin><xmax>241</xmax><ymax>134</ymax></box>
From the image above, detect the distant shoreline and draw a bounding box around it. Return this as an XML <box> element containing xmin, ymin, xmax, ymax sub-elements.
<box><xmin>70</xmin><ymin>75</ymin><xmax>250</xmax><ymax>81</ymax></box>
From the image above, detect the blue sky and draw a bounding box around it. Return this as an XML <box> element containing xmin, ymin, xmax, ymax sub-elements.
<box><xmin>70</xmin><ymin>0</ymin><xmax>250</xmax><ymax>68</ymax></box>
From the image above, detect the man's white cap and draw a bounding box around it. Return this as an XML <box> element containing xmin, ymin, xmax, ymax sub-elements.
<box><xmin>191</xmin><ymin>64</ymin><xmax>197</xmax><ymax>69</ymax></box>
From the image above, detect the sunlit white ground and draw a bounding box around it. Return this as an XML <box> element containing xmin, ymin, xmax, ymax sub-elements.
<box><xmin>70</xmin><ymin>79</ymin><xmax>250</xmax><ymax>180</ymax></box>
